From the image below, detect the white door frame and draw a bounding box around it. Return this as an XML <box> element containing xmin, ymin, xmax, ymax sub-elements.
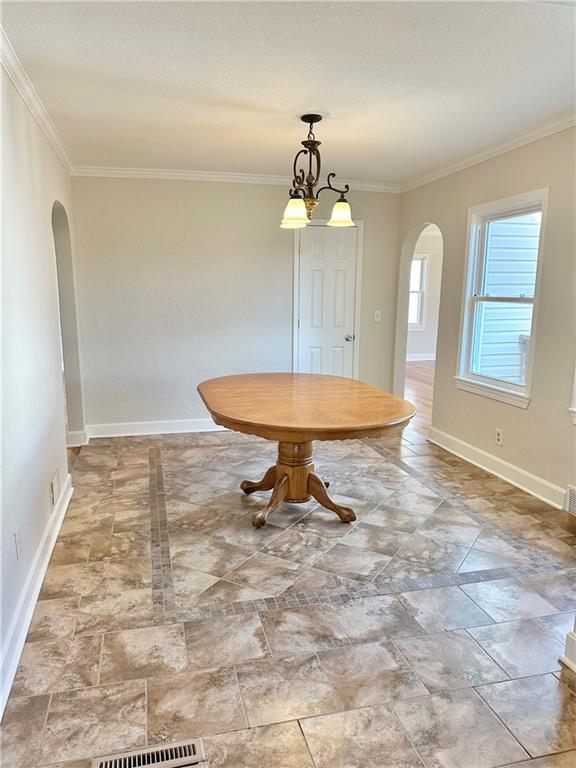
<box><xmin>292</xmin><ymin>219</ymin><xmax>364</xmax><ymax>379</ymax></box>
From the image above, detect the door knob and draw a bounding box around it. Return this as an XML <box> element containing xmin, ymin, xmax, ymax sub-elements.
<box><xmin>345</xmin><ymin>334</ymin><xmax>355</xmax><ymax>342</ymax></box>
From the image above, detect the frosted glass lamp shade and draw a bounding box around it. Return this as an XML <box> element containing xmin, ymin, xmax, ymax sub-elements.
<box><xmin>327</xmin><ymin>199</ymin><xmax>355</xmax><ymax>227</ymax></box>
<box><xmin>280</xmin><ymin>197</ymin><xmax>308</xmax><ymax>229</ymax></box>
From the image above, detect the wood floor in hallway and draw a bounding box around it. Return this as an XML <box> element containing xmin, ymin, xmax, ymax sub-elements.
<box><xmin>404</xmin><ymin>360</ymin><xmax>435</xmax><ymax>435</ymax></box>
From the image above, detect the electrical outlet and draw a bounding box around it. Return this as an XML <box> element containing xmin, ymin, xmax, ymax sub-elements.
<box><xmin>13</xmin><ymin>527</ymin><xmax>23</xmax><ymax>560</ymax></box>
<box><xmin>495</xmin><ymin>428</ymin><xmax>503</xmax><ymax>447</ymax></box>
<box><xmin>373</xmin><ymin>309</ymin><xmax>382</xmax><ymax>322</ymax></box>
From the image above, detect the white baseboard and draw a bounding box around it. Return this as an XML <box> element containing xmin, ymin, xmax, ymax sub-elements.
<box><xmin>0</xmin><ymin>473</ymin><xmax>73</xmax><ymax>715</ymax></box>
<box><xmin>428</xmin><ymin>427</ymin><xmax>565</xmax><ymax>509</ymax></box>
<box><xmin>67</xmin><ymin>429</ymin><xmax>88</xmax><ymax>446</ymax></box>
<box><xmin>406</xmin><ymin>353</ymin><xmax>436</xmax><ymax>362</ymax></box>
<box><xmin>86</xmin><ymin>417</ymin><xmax>225</xmax><ymax>439</ymax></box>
<box><xmin>561</xmin><ymin>629</ymin><xmax>576</xmax><ymax>673</ymax></box>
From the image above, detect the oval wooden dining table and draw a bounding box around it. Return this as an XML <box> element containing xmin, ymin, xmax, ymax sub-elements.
<box><xmin>198</xmin><ymin>373</ymin><xmax>416</xmax><ymax>528</ymax></box>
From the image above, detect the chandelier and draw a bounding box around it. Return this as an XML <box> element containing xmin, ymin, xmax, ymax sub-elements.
<box><xmin>280</xmin><ymin>114</ymin><xmax>355</xmax><ymax>229</ymax></box>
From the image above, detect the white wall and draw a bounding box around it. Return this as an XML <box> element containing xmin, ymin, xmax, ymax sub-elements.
<box><xmin>1</xmin><ymin>71</ymin><xmax>74</xmax><ymax>707</ymax></box>
<box><xmin>407</xmin><ymin>227</ymin><xmax>442</xmax><ymax>360</ymax></box>
<box><xmin>71</xmin><ymin>178</ymin><xmax>400</xmax><ymax>430</ymax></box>
<box><xmin>400</xmin><ymin>128</ymin><xmax>576</xmax><ymax>503</ymax></box>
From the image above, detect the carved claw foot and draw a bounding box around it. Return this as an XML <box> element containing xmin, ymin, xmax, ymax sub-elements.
<box><xmin>241</xmin><ymin>465</ymin><xmax>277</xmax><ymax>495</ymax></box>
<box><xmin>308</xmin><ymin>472</ymin><xmax>356</xmax><ymax>523</ymax></box>
<box><xmin>252</xmin><ymin>474</ymin><xmax>289</xmax><ymax>528</ymax></box>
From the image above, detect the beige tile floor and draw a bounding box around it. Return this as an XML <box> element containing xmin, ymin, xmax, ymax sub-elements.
<box><xmin>2</xmin><ymin>427</ymin><xmax>576</xmax><ymax>768</ymax></box>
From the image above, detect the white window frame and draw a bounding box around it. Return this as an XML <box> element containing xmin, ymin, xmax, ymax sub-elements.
<box><xmin>455</xmin><ymin>188</ymin><xmax>549</xmax><ymax>409</ymax></box>
<box><xmin>408</xmin><ymin>254</ymin><xmax>428</xmax><ymax>330</ymax></box>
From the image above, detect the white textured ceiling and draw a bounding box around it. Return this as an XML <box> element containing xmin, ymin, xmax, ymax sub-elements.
<box><xmin>3</xmin><ymin>1</ymin><xmax>575</xmax><ymax>185</ymax></box>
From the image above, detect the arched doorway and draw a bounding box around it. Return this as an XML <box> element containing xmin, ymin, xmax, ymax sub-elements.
<box><xmin>393</xmin><ymin>223</ymin><xmax>443</xmax><ymax>434</ymax></box>
<box><xmin>52</xmin><ymin>201</ymin><xmax>86</xmax><ymax>445</ymax></box>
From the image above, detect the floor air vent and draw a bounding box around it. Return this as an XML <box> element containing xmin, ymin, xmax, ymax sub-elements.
<box><xmin>566</xmin><ymin>485</ymin><xmax>576</xmax><ymax>516</ymax></box>
<box><xmin>91</xmin><ymin>740</ymin><xmax>206</xmax><ymax>768</ymax></box>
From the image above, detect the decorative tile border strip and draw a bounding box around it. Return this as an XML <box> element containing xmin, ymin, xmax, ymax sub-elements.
<box><xmin>146</xmin><ymin>432</ymin><xmax>574</xmax><ymax>625</ymax></box>
<box><xmin>149</xmin><ymin>446</ymin><xmax>177</xmax><ymax>623</ymax></box>
<box><xmin>177</xmin><ymin>564</ymin><xmax>576</xmax><ymax>623</ymax></box>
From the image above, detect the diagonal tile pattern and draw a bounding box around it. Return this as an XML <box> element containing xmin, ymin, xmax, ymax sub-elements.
<box><xmin>301</xmin><ymin>705</ymin><xmax>424</xmax><ymax>768</ymax></box>
<box><xmin>147</xmin><ymin>667</ymin><xmax>247</xmax><ymax>743</ymax></box>
<box><xmin>397</xmin><ymin>584</ymin><xmax>493</xmax><ymax>631</ymax></box>
<box><xmin>468</xmin><ymin>619</ymin><xmax>564</xmax><ymax>678</ymax></box>
<box><xmin>394</xmin><ymin>630</ymin><xmax>508</xmax><ymax>692</ymax></box>
<box><xmin>1</xmin><ymin>429</ymin><xmax>575</xmax><ymax>768</ymax></box>
<box><xmin>317</xmin><ymin>640</ymin><xmax>429</xmax><ymax>708</ymax></box>
<box><xmin>460</xmin><ymin>577</ymin><xmax>559</xmax><ymax>622</ymax></box>
<box><xmin>236</xmin><ymin>652</ymin><xmax>342</xmax><ymax>727</ymax></box>
<box><xmin>394</xmin><ymin>688</ymin><xmax>529</xmax><ymax>767</ymax></box>
<box><xmin>259</xmin><ymin>604</ymin><xmax>349</xmax><ymax>654</ymax></box>
<box><xmin>477</xmin><ymin>674</ymin><xmax>576</xmax><ymax>757</ymax></box>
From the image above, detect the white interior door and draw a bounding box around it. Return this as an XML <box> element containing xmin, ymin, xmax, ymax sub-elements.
<box><xmin>296</xmin><ymin>225</ymin><xmax>358</xmax><ymax>377</ymax></box>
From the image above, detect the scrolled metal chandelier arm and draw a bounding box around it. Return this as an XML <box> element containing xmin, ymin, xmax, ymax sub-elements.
<box><xmin>307</xmin><ymin>144</ymin><xmax>321</xmax><ymax>189</ymax></box>
<box><xmin>281</xmin><ymin>114</ymin><xmax>355</xmax><ymax>229</ymax></box>
<box><xmin>316</xmin><ymin>172</ymin><xmax>350</xmax><ymax>198</ymax></box>
<box><xmin>291</xmin><ymin>148</ymin><xmax>308</xmax><ymax>190</ymax></box>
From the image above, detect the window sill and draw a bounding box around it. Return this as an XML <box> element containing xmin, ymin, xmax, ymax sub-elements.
<box><xmin>454</xmin><ymin>377</ymin><xmax>532</xmax><ymax>409</ymax></box>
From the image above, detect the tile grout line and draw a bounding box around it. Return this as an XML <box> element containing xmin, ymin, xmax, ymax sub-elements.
<box><xmin>296</xmin><ymin>718</ymin><xmax>319</xmax><ymax>768</ymax></box>
<box><xmin>467</xmin><ymin>685</ymin><xmax>531</xmax><ymax>760</ymax></box>
<box><xmin>232</xmin><ymin>665</ymin><xmax>250</xmax><ymax>730</ymax></box>
<box><xmin>95</xmin><ymin>632</ymin><xmax>105</xmax><ymax>687</ymax></box>
<box><xmin>388</xmin><ymin>700</ymin><xmax>429</xmax><ymax>768</ymax></box>
<box><xmin>459</xmin><ymin>627</ymin><xmax>513</xmax><ymax>682</ymax></box>
<box><xmin>34</xmin><ymin>692</ymin><xmax>53</xmax><ymax>768</ymax></box>
<box><xmin>311</xmin><ymin>650</ymin><xmax>347</xmax><ymax>713</ymax></box>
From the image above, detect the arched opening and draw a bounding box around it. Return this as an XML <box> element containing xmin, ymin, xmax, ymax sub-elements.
<box><xmin>52</xmin><ymin>201</ymin><xmax>86</xmax><ymax>446</ymax></box>
<box><xmin>393</xmin><ymin>223</ymin><xmax>443</xmax><ymax>435</ymax></box>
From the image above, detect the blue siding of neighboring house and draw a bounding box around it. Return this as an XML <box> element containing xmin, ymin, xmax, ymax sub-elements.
<box><xmin>472</xmin><ymin>212</ymin><xmax>541</xmax><ymax>385</ymax></box>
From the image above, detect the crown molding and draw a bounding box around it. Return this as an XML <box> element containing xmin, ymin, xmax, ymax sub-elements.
<box><xmin>1</xmin><ymin>26</ymin><xmax>71</xmax><ymax>173</ymax></box>
<box><xmin>67</xmin><ymin>108</ymin><xmax>576</xmax><ymax>195</ymax></box>
<box><xmin>70</xmin><ymin>165</ymin><xmax>400</xmax><ymax>193</ymax></box>
<box><xmin>3</xmin><ymin>21</ymin><xmax>573</xmax><ymax>196</ymax></box>
<box><xmin>400</xmin><ymin>112</ymin><xmax>576</xmax><ymax>193</ymax></box>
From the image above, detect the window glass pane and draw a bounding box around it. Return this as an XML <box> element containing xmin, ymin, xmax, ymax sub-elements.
<box><xmin>408</xmin><ymin>292</ymin><xmax>421</xmax><ymax>324</ymax></box>
<box><xmin>482</xmin><ymin>211</ymin><xmax>542</xmax><ymax>298</ymax></box>
<box><xmin>410</xmin><ymin>259</ymin><xmax>422</xmax><ymax>291</ymax></box>
<box><xmin>471</xmin><ymin>300</ymin><xmax>533</xmax><ymax>385</ymax></box>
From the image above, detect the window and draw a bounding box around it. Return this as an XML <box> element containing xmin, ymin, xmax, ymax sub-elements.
<box><xmin>408</xmin><ymin>255</ymin><xmax>427</xmax><ymax>327</ymax></box>
<box><xmin>457</xmin><ymin>189</ymin><xmax>547</xmax><ymax>408</ymax></box>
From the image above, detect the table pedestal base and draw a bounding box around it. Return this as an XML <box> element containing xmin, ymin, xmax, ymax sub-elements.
<box><xmin>240</xmin><ymin>441</ymin><xmax>357</xmax><ymax>528</ymax></box>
